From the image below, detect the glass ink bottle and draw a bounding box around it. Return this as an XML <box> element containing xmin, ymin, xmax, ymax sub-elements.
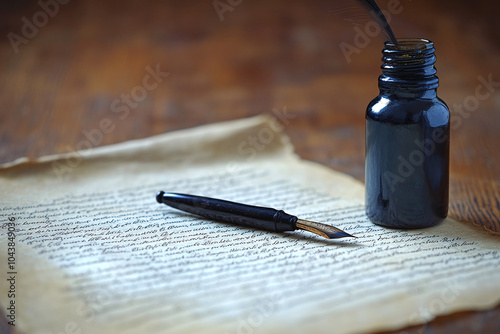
<box><xmin>365</xmin><ymin>39</ymin><xmax>449</xmax><ymax>228</ymax></box>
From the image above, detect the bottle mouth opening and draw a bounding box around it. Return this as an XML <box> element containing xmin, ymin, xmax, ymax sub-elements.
<box><xmin>385</xmin><ymin>38</ymin><xmax>433</xmax><ymax>51</ymax></box>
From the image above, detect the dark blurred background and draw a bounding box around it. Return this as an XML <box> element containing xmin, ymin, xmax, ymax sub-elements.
<box><xmin>0</xmin><ymin>1</ymin><xmax>499</xmax><ymax>332</ymax></box>
<box><xmin>1</xmin><ymin>0</ymin><xmax>499</xmax><ymax>167</ymax></box>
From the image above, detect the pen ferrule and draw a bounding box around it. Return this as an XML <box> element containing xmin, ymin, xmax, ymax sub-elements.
<box><xmin>273</xmin><ymin>210</ymin><xmax>298</xmax><ymax>231</ymax></box>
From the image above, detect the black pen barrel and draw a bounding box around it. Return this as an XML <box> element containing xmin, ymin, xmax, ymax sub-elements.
<box><xmin>156</xmin><ymin>192</ymin><xmax>297</xmax><ymax>233</ymax></box>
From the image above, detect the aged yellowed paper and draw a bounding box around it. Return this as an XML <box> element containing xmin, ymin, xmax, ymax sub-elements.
<box><xmin>0</xmin><ymin>115</ymin><xmax>499</xmax><ymax>334</ymax></box>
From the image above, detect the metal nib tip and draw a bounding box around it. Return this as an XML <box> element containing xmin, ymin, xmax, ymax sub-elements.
<box><xmin>326</xmin><ymin>230</ymin><xmax>356</xmax><ymax>239</ymax></box>
<box><xmin>295</xmin><ymin>218</ymin><xmax>355</xmax><ymax>240</ymax></box>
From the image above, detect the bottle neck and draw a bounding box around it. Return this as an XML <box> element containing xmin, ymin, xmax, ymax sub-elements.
<box><xmin>378</xmin><ymin>39</ymin><xmax>439</xmax><ymax>99</ymax></box>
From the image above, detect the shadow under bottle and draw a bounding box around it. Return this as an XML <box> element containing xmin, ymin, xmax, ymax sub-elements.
<box><xmin>365</xmin><ymin>39</ymin><xmax>450</xmax><ymax>229</ymax></box>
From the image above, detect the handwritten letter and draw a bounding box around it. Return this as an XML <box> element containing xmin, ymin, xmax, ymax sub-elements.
<box><xmin>1</xmin><ymin>116</ymin><xmax>499</xmax><ymax>334</ymax></box>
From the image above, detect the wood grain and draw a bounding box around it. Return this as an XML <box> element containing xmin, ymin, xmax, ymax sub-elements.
<box><xmin>0</xmin><ymin>0</ymin><xmax>499</xmax><ymax>333</ymax></box>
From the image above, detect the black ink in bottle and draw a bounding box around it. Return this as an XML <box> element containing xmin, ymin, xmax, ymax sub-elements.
<box><xmin>365</xmin><ymin>38</ymin><xmax>450</xmax><ymax>228</ymax></box>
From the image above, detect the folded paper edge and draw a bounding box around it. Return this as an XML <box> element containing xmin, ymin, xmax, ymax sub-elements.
<box><xmin>0</xmin><ymin>114</ymin><xmax>296</xmax><ymax>170</ymax></box>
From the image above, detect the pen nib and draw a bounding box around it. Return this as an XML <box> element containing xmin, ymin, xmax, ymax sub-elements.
<box><xmin>295</xmin><ymin>219</ymin><xmax>355</xmax><ymax>239</ymax></box>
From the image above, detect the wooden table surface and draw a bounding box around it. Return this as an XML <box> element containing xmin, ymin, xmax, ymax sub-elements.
<box><xmin>1</xmin><ymin>0</ymin><xmax>499</xmax><ymax>333</ymax></box>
